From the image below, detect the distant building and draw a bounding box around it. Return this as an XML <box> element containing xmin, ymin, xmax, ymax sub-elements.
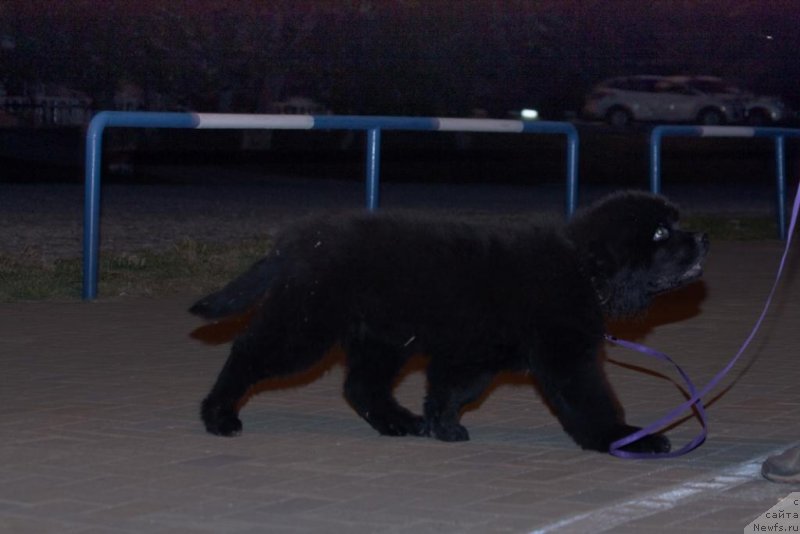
<box><xmin>0</xmin><ymin>84</ymin><xmax>92</xmax><ymax>127</ymax></box>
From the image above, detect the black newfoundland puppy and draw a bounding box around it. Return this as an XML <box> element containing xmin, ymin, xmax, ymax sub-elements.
<box><xmin>191</xmin><ymin>191</ymin><xmax>708</xmax><ymax>454</ymax></box>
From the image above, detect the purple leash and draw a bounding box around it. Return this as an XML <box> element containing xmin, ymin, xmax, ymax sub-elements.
<box><xmin>607</xmin><ymin>180</ymin><xmax>800</xmax><ymax>459</ymax></box>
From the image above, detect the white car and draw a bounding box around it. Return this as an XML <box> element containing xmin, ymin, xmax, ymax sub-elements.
<box><xmin>582</xmin><ymin>75</ymin><xmax>745</xmax><ymax>127</ymax></box>
<box><xmin>670</xmin><ymin>75</ymin><xmax>789</xmax><ymax>125</ymax></box>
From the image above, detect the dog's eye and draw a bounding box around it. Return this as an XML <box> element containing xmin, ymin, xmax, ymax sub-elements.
<box><xmin>653</xmin><ymin>226</ymin><xmax>670</xmax><ymax>242</ymax></box>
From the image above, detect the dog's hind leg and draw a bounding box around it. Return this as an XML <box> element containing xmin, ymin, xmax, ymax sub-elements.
<box><xmin>424</xmin><ymin>362</ymin><xmax>495</xmax><ymax>442</ymax></box>
<box><xmin>201</xmin><ymin>335</ymin><xmax>263</xmax><ymax>437</ymax></box>
<box><xmin>343</xmin><ymin>334</ymin><xmax>426</xmax><ymax>437</ymax></box>
<box><xmin>201</xmin><ymin>295</ymin><xmax>338</xmax><ymax>437</ymax></box>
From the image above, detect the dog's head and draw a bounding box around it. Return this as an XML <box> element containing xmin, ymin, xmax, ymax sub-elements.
<box><xmin>567</xmin><ymin>191</ymin><xmax>709</xmax><ymax>318</ymax></box>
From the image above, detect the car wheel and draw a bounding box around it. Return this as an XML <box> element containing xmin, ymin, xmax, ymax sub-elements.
<box><xmin>697</xmin><ymin>108</ymin><xmax>725</xmax><ymax>125</ymax></box>
<box><xmin>605</xmin><ymin>107</ymin><xmax>632</xmax><ymax>128</ymax></box>
<box><xmin>746</xmin><ymin>109</ymin><xmax>771</xmax><ymax>126</ymax></box>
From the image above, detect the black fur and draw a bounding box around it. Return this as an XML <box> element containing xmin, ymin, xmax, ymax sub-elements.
<box><xmin>191</xmin><ymin>191</ymin><xmax>709</xmax><ymax>453</ymax></box>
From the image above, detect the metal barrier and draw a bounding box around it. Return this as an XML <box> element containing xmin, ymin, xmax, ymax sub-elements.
<box><xmin>83</xmin><ymin>111</ymin><xmax>580</xmax><ymax>299</ymax></box>
<box><xmin>650</xmin><ymin>125</ymin><xmax>800</xmax><ymax>239</ymax></box>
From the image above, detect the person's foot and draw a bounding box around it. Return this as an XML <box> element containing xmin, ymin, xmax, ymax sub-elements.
<box><xmin>762</xmin><ymin>446</ymin><xmax>800</xmax><ymax>483</ymax></box>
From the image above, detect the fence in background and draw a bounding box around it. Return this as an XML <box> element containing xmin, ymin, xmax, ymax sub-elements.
<box><xmin>82</xmin><ymin>111</ymin><xmax>580</xmax><ymax>300</ymax></box>
<box><xmin>650</xmin><ymin>125</ymin><xmax>800</xmax><ymax>240</ymax></box>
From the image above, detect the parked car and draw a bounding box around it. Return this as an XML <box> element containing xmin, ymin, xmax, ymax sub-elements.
<box><xmin>582</xmin><ymin>75</ymin><xmax>745</xmax><ymax>127</ymax></box>
<box><xmin>669</xmin><ymin>75</ymin><xmax>789</xmax><ymax>125</ymax></box>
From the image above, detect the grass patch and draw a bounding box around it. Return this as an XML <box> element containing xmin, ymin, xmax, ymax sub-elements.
<box><xmin>0</xmin><ymin>254</ymin><xmax>83</xmax><ymax>301</ymax></box>
<box><xmin>1</xmin><ymin>238</ymin><xmax>270</xmax><ymax>302</ymax></box>
<box><xmin>0</xmin><ymin>215</ymin><xmax>780</xmax><ymax>302</ymax></box>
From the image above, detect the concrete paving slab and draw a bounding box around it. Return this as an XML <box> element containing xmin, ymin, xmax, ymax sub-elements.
<box><xmin>1</xmin><ymin>240</ymin><xmax>799</xmax><ymax>532</ymax></box>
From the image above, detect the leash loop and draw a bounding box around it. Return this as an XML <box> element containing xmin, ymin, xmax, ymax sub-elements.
<box><xmin>607</xmin><ymin>179</ymin><xmax>800</xmax><ymax>459</ymax></box>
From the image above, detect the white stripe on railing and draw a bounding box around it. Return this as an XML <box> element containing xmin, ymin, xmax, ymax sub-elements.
<box><xmin>435</xmin><ymin>118</ymin><xmax>524</xmax><ymax>133</ymax></box>
<box><xmin>699</xmin><ymin>126</ymin><xmax>755</xmax><ymax>137</ymax></box>
<box><xmin>194</xmin><ymin>113</ymin><xmax>315</xmax><ymax>129</ymax></box>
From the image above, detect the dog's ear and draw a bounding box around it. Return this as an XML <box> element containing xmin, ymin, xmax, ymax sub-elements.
<box><xmin>575</xmin><ymin>237</ymin><xmax>617</xmax><ymax>305</ymax></box>
<box><xmin>583</xmin><ymin>238</ymin><xmax>617</xmax><ymax>278</ymax></box>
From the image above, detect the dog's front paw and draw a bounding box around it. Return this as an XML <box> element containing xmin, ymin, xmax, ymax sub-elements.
<box><xmin>206</xmin><ymin>415</ymin><xmax>243</xmax><ymax>437</ymax></box>
<box><xmin>614</xmin><ymin>425</ymin><xmax>671</xmax><ymax>454</ymax></box>
<box><xmin>366</xmin><ymin>411</ymin><xmax>427</xmax><ymax>437</ymax></box>
<box><xmin>429</xmin><ymin>421</ymin><xmax>470</xmax><ymax>442</ymax></box>
<box><xmin>201</xmin><ymin>398</ymin><xmax>242</xmax><ymax>437</ymax></box>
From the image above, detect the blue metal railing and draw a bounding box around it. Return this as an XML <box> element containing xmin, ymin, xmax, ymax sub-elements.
<box><xmin>650</xmin><ymin>125</ymin><xmax>800</xmax><ymax>240</ymax></box>
<box><xmin>83</xmin><ymin>111</ymin><xmax>580</xmax><ymax>300</ymax></box>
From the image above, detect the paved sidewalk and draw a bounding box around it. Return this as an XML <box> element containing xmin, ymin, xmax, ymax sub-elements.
<box><xmin>1</xmin><ymin>241</ymin><xmax>799</xmax><ymax>533</ymax></box>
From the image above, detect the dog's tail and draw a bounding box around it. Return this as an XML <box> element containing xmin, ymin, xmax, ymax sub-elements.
<box><xmin>189</xmin><ymin>256</ymin><xmax>280</xmax><ymax>320</ymax></box>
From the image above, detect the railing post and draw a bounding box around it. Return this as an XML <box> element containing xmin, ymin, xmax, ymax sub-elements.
<box><xmin>365</xmin><ymin>128</ymin><xmax>381</xmax><ymax>211</ymax></box>
<box><xmin>82</xmin><ymin>112</ymin><xmax>108</xmax><ymax>300</ymax></box>
<box><xmin>649</xmin><ymin>127</ymin><xmax>663</xmax><ymax>194</ymax></box>
<box><xmin>565</xmin><ymin>131</ymin><xmax>579</xmax><ymax>217</ymax></box>
<box><xmin>649</xmin><ymin>125</ymin><xmax>797</xmax><ymax>239</ymax></box>
<box><xmin>774</xmin><ymin>135</ymin><xmax>787</xmax><ymax>240</ymax></box>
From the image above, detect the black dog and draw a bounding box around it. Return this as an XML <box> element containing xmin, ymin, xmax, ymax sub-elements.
<box><xmin>191</xmin><ymin>191</ymin><xmax>708</xmax><ymax>453</ymax></box>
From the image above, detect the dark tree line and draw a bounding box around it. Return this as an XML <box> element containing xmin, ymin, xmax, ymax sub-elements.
<box><xmin>1</xmin><ymin>0</ymin><xmax>797</xmax><ymax>117</ymax></box>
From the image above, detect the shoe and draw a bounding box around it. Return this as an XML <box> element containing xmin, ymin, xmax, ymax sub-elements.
<box><xmin>762</xmin><ymin>446</ymin><xmax>800</xmax><ymax>483</ymax></box>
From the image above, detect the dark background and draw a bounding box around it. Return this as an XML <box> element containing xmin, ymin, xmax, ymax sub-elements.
<box><xmin>0</xmin><ymin>1</ymin><xmax>798</xmax><ymax>187</ymax></box>
<box><xmin>3</xmin><ymin>0</ymin><xmax>797</xmax><ymax>117</ymax></box>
